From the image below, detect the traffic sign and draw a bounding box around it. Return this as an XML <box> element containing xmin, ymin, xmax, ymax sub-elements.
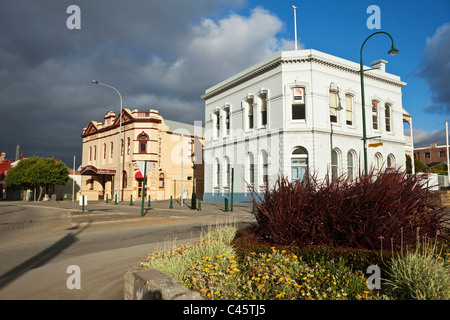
<box><xmin>136</xmin><ymin>160</ymin><xmax>154</xmax><ymax>177</ymax></box>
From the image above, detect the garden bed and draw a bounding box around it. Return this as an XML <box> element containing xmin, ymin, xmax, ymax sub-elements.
<box><xmin>141</xmin><ymin>172</ymin><xmax>450</xmax><ymax>300</ymax></box>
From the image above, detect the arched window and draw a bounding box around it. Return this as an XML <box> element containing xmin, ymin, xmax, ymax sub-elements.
<box><xmin>159</xmin><ymin>173</ymin><xmax>164</xmax><ymax>188</ymax></box>
<box><xmin>347</xmin><ymin>150</ymin><xmax>356</xmax><ymax>181</ymax></box>
<box><xmin>224</xmin><ymin>156</ymin><xmax>230</xmax><ymax>188</ymax></box>
<box><xmin>138</xmin><ymin>132</ymin><xmax>149</xmax><ymax>153</ymax></box>
<box><xmin>260</xmin><ymin>150</ymin><xmax>268</xmax><ymax>188</ymax></box>
<box><xmin>387</xmin><ymin>154</ymin><xmax>395</xmax><ymax>170</ymax></box>
<box><xmin>127</xmin><ymin>138</ymin><xmax>131</xmax><ymax>155</ymax></box>
<box><xmin>214</xmin><ymin>158</ymin><xmax>220</xmax><ymax>192</ymax></box>
<box><xmin>374</xmin><ymin>152</ymin><xmax>383</xmax><ymax>174</ymax></box>
<box><xmin>291</xmin><ymin>147</ymin><xmax>308</xmax><ymax>183</ymax></box>
<box><xmin>103</xmin><ymin>143</ymin><xmax>106</xmax><ymax>160</ymax></box>
<box><xmin>247</xmin><ymin>152</ymin><xmax>255</xmax><ymax>187</ymax></box>
<box><xmin>331</xmin><ymin>148</ymin><xmax>341</xmax><ymax>180</ymax></box>
<box><xmin>89</xmin><ymin>146</ymin><xmax>92</xmax><ymax>162</ymax></box>
<box><xmin>110</xmin><ymin>142</ymin><xmax>114</xmax><ymax>159</ymax></box>
<box><xmin>122</xmin><ymin>171</ymin><xmax>127</xmax><ymax>188</ymax></box>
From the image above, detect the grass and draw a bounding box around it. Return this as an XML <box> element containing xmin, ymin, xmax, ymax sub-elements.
<box><xmin>141</xmin><ymin>222</ymin><xmax>237</xmax><ymax>281</ymax></box>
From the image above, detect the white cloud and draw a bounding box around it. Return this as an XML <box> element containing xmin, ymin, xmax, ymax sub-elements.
<box><xmin>184</xmin><ymin>7</ymin><xmax>300</xmax><ymax>83</ymax></box>
<box><xmin>412</xmin><ymin>128</ymin><xmax>448</xmax><ymax>148</ymax></box>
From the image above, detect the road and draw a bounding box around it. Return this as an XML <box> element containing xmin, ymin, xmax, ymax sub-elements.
<box><xmin>0</xmin><ymin>201</ymin><xmax>253</xmax><ymax>300</ymax></box>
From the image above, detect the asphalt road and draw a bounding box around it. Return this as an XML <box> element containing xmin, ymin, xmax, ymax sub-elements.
<box><xmin>0</xmin><ymin>200</ymin><xmax>254</xmax><ymax>300</ymax></box>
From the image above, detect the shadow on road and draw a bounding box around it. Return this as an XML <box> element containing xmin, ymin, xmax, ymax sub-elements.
<box><xmin>0</xmin><ymin>222</ymin><xmax>91</xmax><ymax>290</ymax></box>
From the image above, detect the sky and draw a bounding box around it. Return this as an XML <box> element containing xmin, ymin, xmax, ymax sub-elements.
<box><xmin>0</xmin><ymin>0</ymin><xmax>449</xmax><ymax>167</ymax></box>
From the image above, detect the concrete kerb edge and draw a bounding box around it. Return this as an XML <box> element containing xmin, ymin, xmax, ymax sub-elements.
<box><xmin>123</xmin><ymin>265</ymin><xmax>203</xmax><ymax>300</ymax></box>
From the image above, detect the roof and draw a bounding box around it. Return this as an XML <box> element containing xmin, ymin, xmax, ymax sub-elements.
<box><xmin>163</xmin><ymin>119</ymin><xmax>204</xmax><ymax>136</ymax></box>
<box><xmin>201</xmin><ymin>49</ymin><xmax>407</xmax><ymax>101</ymax></box>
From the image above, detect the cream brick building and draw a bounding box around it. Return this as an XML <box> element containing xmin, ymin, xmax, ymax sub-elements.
<box><xmin>80</xmin><ymin>109</ymin><xmax>204</xmax><ymax>202</ymax></box>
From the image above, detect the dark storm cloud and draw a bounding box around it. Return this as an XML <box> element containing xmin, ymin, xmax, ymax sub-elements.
<box><xmin>0</xmin><ymin>0</ymin><xmax>245</xmax><ymax>165</ymax></box>
<box><xmin>0</xmin><ymin>0</ymin><xmax>294</xmax><ymax>166</ymax></box>
<box><xmin>418</xmin><ymin>23</ymin><xmax>450</xmax><ymax>116</ymax></box>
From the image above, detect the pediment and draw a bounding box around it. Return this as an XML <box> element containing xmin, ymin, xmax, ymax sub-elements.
<box><xmin>113</xmin><ymin>109</ymin><xmax>134</xmax><ymax>126</ymax></box>
<box><xmin>83</xmin><ymin>121</ymin><xmax>98</xmax><ymax>136</ymax></box>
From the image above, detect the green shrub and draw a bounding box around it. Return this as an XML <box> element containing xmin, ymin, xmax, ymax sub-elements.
<box><xmin>384</xmin><ymin>239</ymin><xmax>450</xmax><ymax>300</ymax></box>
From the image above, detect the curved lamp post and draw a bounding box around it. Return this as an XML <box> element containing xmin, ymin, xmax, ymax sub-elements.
<box><xmin>92</xmin><ymin>80</ymin><xmax>123</xmax><ymax>203</ymax></box>
<box><xmin>360</xmin><ymin>31</ymin><xmax>399</xmax><ymax>177</ymax></box>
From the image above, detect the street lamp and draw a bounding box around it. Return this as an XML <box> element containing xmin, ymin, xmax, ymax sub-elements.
<box><xmin>92</xmin><ymin>80</ymin><xmax>123</xmax><ymax>203</ymax></box>
<box><xmin>359</xmin><ymin>31</ymin><xmax>399</xmax><ymax>176</ymax></box>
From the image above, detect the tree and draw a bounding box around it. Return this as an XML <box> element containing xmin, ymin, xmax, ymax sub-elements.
<box><xmin>5</xmin><ymin>156</ymin><xmax>69</xmax><ymax>201</ymax></box>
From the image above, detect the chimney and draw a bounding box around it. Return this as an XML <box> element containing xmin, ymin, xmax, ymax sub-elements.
<box><xmin>371</xmin><ymin>59</ymin><xmax>388</xmax><ymax>73</ymax></box>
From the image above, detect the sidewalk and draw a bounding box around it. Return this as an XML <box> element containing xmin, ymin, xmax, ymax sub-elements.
<box><xmin>20</xmin><ymin>198</ymin><xmax>255</xmax><ymax>225</ymax></box>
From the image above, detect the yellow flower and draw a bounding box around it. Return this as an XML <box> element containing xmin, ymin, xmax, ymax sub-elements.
<box><xmin>204</xmin><ymin>267</ymin><xmax>210</xmax><ymax>272</ymax></box>
<box><xmin>281</xmin><ymin>250</ymin><xmax>286</xmax><ymax>253</ymax></box>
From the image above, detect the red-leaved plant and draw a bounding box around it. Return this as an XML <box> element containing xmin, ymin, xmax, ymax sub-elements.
<box><xmin>247</xmin><ymin>170</ymin><xmax>448</xmax><ymax>250</ymax></box>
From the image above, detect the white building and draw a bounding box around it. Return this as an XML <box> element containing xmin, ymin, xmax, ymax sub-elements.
<box><xmin>201</xmin><ymin>49</ymin><xmax>412</xmax><ymax>204</ymax></box>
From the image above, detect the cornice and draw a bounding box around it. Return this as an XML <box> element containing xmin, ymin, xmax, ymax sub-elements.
<box><xmin>201</xmin><ymin>53</ymin><xmax>406</xmax><ymax>101</ymax></box>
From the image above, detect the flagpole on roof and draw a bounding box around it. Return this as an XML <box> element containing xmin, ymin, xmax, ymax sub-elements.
<box><xmin>293</xmin><ymin>5</ymin><xmax>298</xmax><ymax>51</ymax></box>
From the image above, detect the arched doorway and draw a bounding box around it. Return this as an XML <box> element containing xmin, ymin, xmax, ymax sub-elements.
<box><xmin>291</xmin><ymin>147</ymin><xmax>308</xmax><ymax>183</ymax></box>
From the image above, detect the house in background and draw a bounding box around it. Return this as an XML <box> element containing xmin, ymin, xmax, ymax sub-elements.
<box><xmin>80</xmin><ymin>108</ymin><xmax>204</xmax><ymax>202</ymax></box>
<box><xmin>414</xmin><ymin>144</ymin><xmax>448</xmax><ymax>167</ymax></box>
<box><xmin>0</xmin><ymin>152</ymin><xmax>23</xmax><ymax>200</ymax></box>
<box><xmin>202</xmin><ymin>49</ymin><xmax>412</xmax><ymax>204</ymax></box>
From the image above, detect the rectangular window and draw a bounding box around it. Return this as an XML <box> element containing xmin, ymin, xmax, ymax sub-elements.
<box><xmin>260</xmin><ymin>94</ymin><xmax>267</xmax><ymax>126</ymax></box>
<box><xmin>385</xmin><ymin>103</ymin><xmax>391</xmax><ymax>132</ymax></box>
<box><xmin>225</xmin><ymin>107</ymin><xmax>230</xmax><ymax>134</ymax></box>
<box><xmin>345</xmin><ymin>94</ymin><xmax>353</xmax><ymax>126</ymax></box>
<box><xmin>292</xmin><ymin>87</ymin><xmax>306</xmax><ymax>120</ymax></box>
<box><xmin>215</xmin><ymin>111</ymin><xmax>220</xmax><ymax>137</ymax></box>
<box><xmin>329</xmin><ymin>91</ymin><xmax>338</xmax><ymax>123</ymax></box>
<box><xmin>248</xmin><ymin>101</ymin><xmax>254</xmax><ymax>129</ymax></box>
<box><xmin>372</xmin><ymin>100</ymin><xmax>379</xmax><ymax>130</ymax></box>
<box><xmin>425</xmin><ymin>152</ymin><xmax>430</xmax><ymax>158</ymax></box>
<box><xmin>440</xmin><ymin>151</ymin><xmax>445</xmax><ymax>157</ymax></box>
